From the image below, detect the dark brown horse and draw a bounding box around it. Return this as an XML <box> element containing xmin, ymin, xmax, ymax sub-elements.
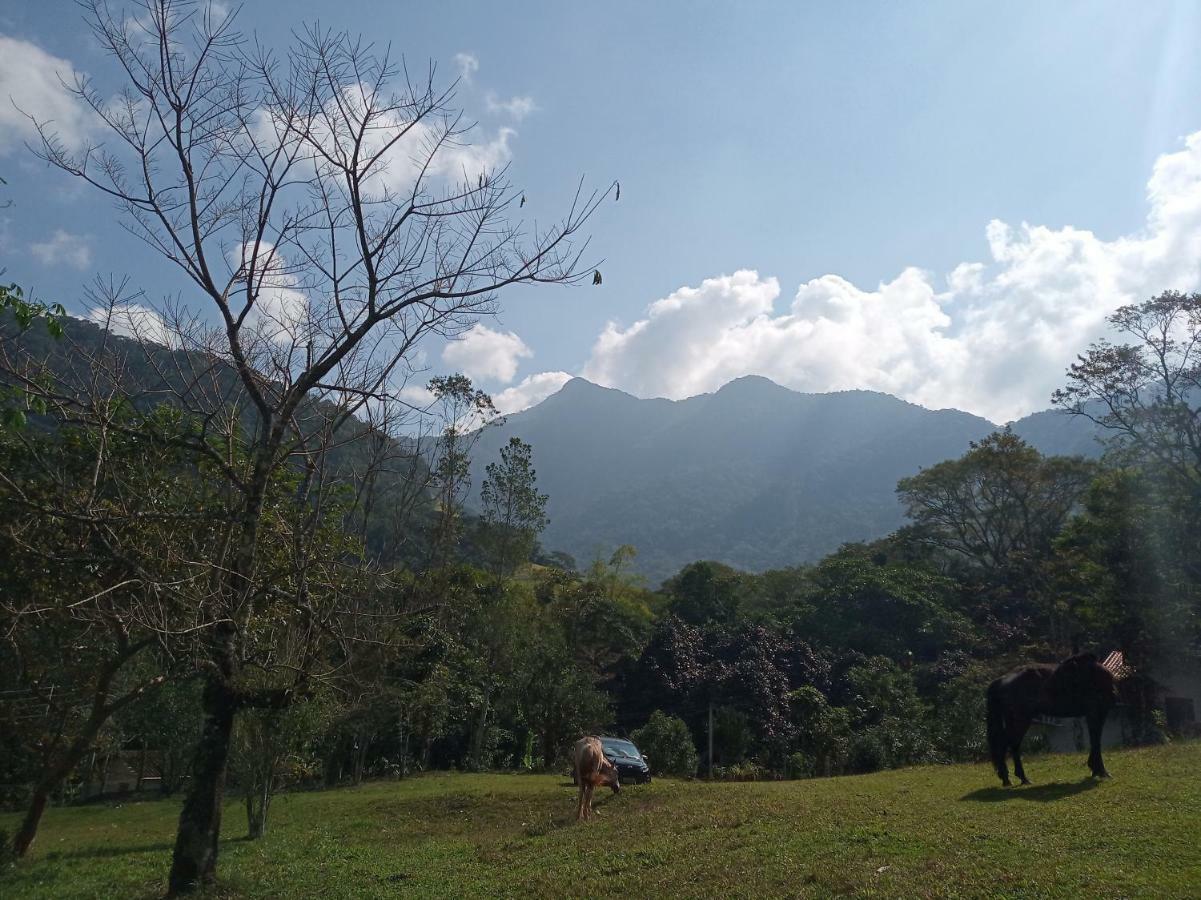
<box><xmin>986</xmin><ymin>653</ymin><xmax>1116</xmax><ymax>786</ymax></box>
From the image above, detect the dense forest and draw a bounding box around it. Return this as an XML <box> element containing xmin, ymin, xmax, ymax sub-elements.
<box><xmin>3</xmin><ymin>287</ymin><xmax>1200</xmax><ymax>862</ymax></box>
<box><xmin>1</xmin><ymin>5</ymin><xmax>1199</xmax><ymax>894</ymax></box>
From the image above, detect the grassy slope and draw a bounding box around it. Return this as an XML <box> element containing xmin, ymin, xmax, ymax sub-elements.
<box><xmin>3</xmin><ymin>743</ymin><xmax>1200</xmax><ymax>899</ymax></box>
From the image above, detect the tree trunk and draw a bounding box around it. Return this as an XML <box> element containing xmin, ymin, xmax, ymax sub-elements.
<box><xmin>245</xmin><ymin>773</ymin><xmax>271</xmax><ymax>840</ymax></box>
<box><xmin>12</xmin><ymin>781</ymin><xmax>51</xmax><ymax>858</ymax></box>
<box><xmin>167</xmin><ymin>677</ymin><xmax>237</xmax><ymax>896</ymax></box>
<box><xmin>470</xmin><ymin>692</ymin><xmax>491</xmax><ymax>769</ymax></box>
<box><xmin>12</xmin><ymin>732</ymin><xmax>96</xmax><ymax>857</ymax></box>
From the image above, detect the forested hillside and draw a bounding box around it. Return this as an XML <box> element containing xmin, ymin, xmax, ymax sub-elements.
<box><xmin>473</xmin><ymin>375</ymin><xmax>1102</xmax><ymax>581</ymax></box>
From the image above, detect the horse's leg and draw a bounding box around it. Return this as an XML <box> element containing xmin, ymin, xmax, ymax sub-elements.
<box><xmin>1009</xmin><ymin>716</ymin><xmax>1032</xmax><ymax>785</ymax></box>
<box><xmin>585</xmin><ymin>783</ymin><xmax>595</xmax><ymax>820</ymax></box>
<box><xmin>1087</xmin><ymin>709</ymin><xmax>1110</xmax><ymax>778</ymax></box>
<box><xmin>576</xmin><ymin>782</ymin><xmax>586</xmax><ymax>821</ymax></box>
<box><xmin>987</xmin><ymin>688</ymin><xmax>1011</xmax><ymax>786</ymax></box>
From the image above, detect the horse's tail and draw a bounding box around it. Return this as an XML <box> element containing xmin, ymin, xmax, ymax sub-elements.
<box><xmin>986</xmin><ymin>681</ymin><xmax>1008</xmax><ymax>779</ymax></box>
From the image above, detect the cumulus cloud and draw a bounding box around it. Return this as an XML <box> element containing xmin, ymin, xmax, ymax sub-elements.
<box><xmin>493</xmin><ymin>371</ymin><xmax>572</xmax><ymax>414</ymax></box>
<box><xmin>0</xmin><ymin>35</ymin><xmax>95</xmax><ymax>156</ymax></box>
<box><xmin>485</xmin><ymin>92</ymin><xmax>537</xmax><ymax>122</ymax></box>
<box><xmin>86</xmin><ymin>303</ymin><xmax>177</xmax><ymax>348</ymax></box>
<box><xmin>29</xmin><ymin>229</ymin><xmax>93</xmax><ymax>269</ymax></box>
<box><xmin>442</xmin><ymin>323</ymin><xmax>532</xmax><ymax>384</ymax></box>
<box><xmin>577</xmin><ymin>131</ymin><xmax>1201</xmax><ymax>423</ymax></box>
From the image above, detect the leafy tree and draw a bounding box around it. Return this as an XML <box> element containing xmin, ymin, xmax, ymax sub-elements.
<box><xmin>230</xmin><ymin>699</ymin><xmax>326</xmax><ymax>839</ymax></box>
<box><xmin>1054</xmin><ymin>290</ymin><xmax>1201</xmax><ymax>516</ymax></box>
<box><xmin>788</xmin><ymin>686</ymin><xmax>851</xmax><ymax>777</ymax></box>
<box><xmin>427</xmin><ymin>376</ymin><xmax>500</xmax><ymax>567</ymax></box>
<box><xmin>479</xmin><ymin>438</ymin><xmax>549</xmax><ymax>575</ymax></box>
<box><xmin>1054</xmin><ymin>290</ymin><xmax>1201</xmax><ymax>651</ymax></box>
<box><xmin>0</xmin><ymin>410</ymin><xmax>212</xmax><ymax>856</ymax></box>
<box><xmin>839</xmin><ymin>656</ymin><xmax>933</xmax><ymax>771</ymax></box>
<box><xmin>661</xmin><ymin>560</ymin><xmax>746</xmax><ymax>625</ymax></box>
<box><xmin>897</xmin><ymin>431</ymin><xmax>1094</xmax><ymax>573</ymax></box>
<box><xmin>802</xmin><ymin>549</ymin><xmax>970</xmax><ymax>661</ymax></box>
<box><xmin>115</xmin><ymin>679</ymin><xmax>203</xmax><ymax>796</ymax></box>
<box><xmin>897</xmin><ymin>431</ymin><xmax>1094</xmax><ymax>648</ymax></box>
<box><xmin>1048</xmin><ymin>468</ymin><xmax>1196</xmax><ymax>662</ymax></box>
<box><xmin>631</xmin><ymin>711</ymin><xmax>698</xmax><ymax>777</ymax></box>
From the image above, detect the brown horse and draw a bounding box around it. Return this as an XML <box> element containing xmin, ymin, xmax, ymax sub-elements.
<box><xmin>572</xmin><ymin>736</ymin><xmax>620</xmax><ymax>821</ymax></box>
<box><xmin>986</xmin><ymin>653</ymin><xmax>1117</xmax><ymax>786</ymax></box>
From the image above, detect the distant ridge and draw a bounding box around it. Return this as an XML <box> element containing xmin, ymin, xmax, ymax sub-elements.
<box><xmin>473</xmin><ymin>376</ymin><xmax>1101</xmax><ymax>582</ymax></box>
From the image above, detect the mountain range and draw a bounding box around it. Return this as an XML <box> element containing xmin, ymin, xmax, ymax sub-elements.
<box><xmin>3</xmin><ymin>312</ymin><xmax>1105</xmax><ymax>584</ymax></box>
<box><xmin>471</xmin><ymin>375</ymin><xmax>1104</xmax><ymax>583</ymax></box>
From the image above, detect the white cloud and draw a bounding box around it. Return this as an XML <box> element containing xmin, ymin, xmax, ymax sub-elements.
<box><xmin>231</xmin><ymin>242</ymin><xmax>309</xmax><ymax>345</ymax></box>
<box><xmin>442</xmin><ymin>323</ymin><xmax>532</xmax><ymax>384</ymax></box>
<box><xmin>493</xmin><ymin>371</ymin><xmax>572</xmax><ymax>414</ymax></box>
<box><xmin>454</xmin><ymin>52</ymin><xmax>479</xmax><ymax>83</ymax></box>
<box><xmin>29</xmin><ymin>229</ymin><xmax>92</xmax><ymax>269</ymax></box>
<box><xmin>485</xmin><ymin>92</ymin><xmax>537</xmax><ymax>122</ymax></box>
<box><xmin>0</xmin><ymin>35</ymin><xmax>95</xmax><ymax>156</ymax></box>
<box><xmin>252</xmin><ymin>83</ymin><xmax>514</xmax><ymax>198</ymax></box>
<box><xmin>86</xmin><ymin>303</ymin><xmax>176</xmax><ymax>348</ymax></box>
<box><xmin>579</xmin><ymin>130</ymin><xmax>1201</xmax><ymax>423</ymax></box>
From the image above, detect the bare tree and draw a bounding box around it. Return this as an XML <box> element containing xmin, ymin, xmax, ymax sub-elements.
<box><xmin>19</xmin><ymin>0</ymin><xmax>610</xmax><ymax>892</ymax></box>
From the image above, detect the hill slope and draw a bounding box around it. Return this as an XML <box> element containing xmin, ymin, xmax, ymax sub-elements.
<box><xmin>3</xmin><ymin>742</ymin><xmax>1197</xmax><ymax>898</ymax></box>
<box><xmin>473</xmin><ymin>376</ymin><xmax>1102</xmax><ymax>582</ymax></box>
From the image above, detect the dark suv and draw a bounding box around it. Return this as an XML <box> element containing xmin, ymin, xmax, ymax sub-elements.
<box><xmin>599</xmin><ymin>736</ymin><xmax>651</xmax><ymax>784</ymax></box>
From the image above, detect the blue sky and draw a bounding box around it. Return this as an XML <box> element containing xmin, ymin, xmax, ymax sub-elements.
<box><xmin>4</xmin><ymin>1</ymin><xmax>1201</xmax><ymax>421</ymax></box>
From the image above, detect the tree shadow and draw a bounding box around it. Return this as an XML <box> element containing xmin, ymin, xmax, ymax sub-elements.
<box><xmin>45</xmin><ymin>841</ymin><xmax>175</xmax><ymax>861</ymax></box>
<box><xmin>46</xmin><ymin>833</ymin><xmax>253</xmax><ymax>862</ymax></box>
<box><xmin>960</xmin><ymin>778</ymin><xmax>1101</xmax><ymax>803</ymax></box>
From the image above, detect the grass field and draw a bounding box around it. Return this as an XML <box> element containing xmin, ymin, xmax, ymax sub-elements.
<box><xmin>3</xmin><ymin>742</ymin><xmax>1200</xmax><ymax>898</ymax></box>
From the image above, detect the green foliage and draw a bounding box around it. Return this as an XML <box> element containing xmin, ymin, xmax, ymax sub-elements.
<box><xmin>803</xmin><ymin>549</ymin><xmax>970</xmax><ymax>660</ymax></box>
<box><xmin>631</xmin><ymin>711</ymin><xmax>698</xmax><ymax>777</ymax></box>
<box><xmin>661</xmin><ymin>560</ymin><xmax>746</xmax><ymax>625</ymax></box>
<box><xmin>478</xmin><ymin>437</ymin><xmax>549</xmax><ymax>575</ymax></box>
<box><xmin>0</xmin><ymin>283</ymin><xmax>65</xmax><ymax>337</ymax></box>
<box><xmin>788</xmin><ymin>685</ymin><xmax>851</xmax><ymax>777</ymax></box>
<box><xmin>897</xmin><ymin>430</ymin><xmax>1095</xmax><ymax>574</ymax></box>
<box><xmin>842</xmin><ymin>656</ymin><xmax>935</xmax><ymax>771</ymax></box>
<box><xmin>231</xmin><ymin>699</ymin><xmax>328</xmax><ymax>839</ymax></box>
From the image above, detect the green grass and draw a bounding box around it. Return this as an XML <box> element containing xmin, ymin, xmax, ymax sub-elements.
<box><xmin>4</xmin><ymin>742</ymin><xmax>1201</xmax><ymax>898</ymax></box>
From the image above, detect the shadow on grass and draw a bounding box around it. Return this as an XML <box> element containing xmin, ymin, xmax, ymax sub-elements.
<box><xmin>45</xmin><ymin>834</ymin><xmax>253</xmax><ymax>862</ymax></box>
<box><xmin>44</xmin><ymin>841</ymin><xmax>174</xmax><ymax>861</ymax></box>
<box><xmin>960</xmin><ymin>778</ymin><xmax>1101</xmax><ymax>803</ymax></box>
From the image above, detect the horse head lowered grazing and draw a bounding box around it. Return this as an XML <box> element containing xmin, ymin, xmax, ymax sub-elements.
<box><xmin>986</xmin><ymin>652</ymin><xmax>1118</xmax><ymax>786</ymax></box>
<box><xmin>572</xmin><ymin>736</ymin><xmax>620</xmax><ymax>821</ymax></box>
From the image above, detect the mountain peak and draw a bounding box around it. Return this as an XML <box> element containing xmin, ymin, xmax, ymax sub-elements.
<box><xmin>716</xmin><ymin>374</ymin><xmax>788</xmax><ymax>393</ymax></box>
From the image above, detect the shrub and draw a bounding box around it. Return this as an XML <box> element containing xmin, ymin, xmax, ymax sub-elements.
<box><xmin>848</xmin><ymin>731</ymin><xmax>886</xmax><ymax>774</ymax></box>
<box><xmin>712</xmin><ymin>761</ymin><xmax>770</xmax><ymax>782</ymax></box>
<box><xmin>785</xmin><ymin>751</ymin><xmax>812</xmax><ymax>779</ymax></box>
<box><xmin>631</xmin><ymin>711</ymin><xmax>699</xmax><ymax>777</ymax></box>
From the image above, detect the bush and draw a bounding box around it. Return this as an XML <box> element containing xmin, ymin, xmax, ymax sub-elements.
<box><xmin>631</xmin><ymin>711</ymin><xmax>699</xmax><ymax>777</ymax></box>
<box><xmin>848</xmin><ymin>731</ymin><xmax>886</xmax><ymax>774</ymax></box>
<box><xmin>785</xmin><ymin>751</ymin><xmax>812</xmax><ymax>779</ymax></box>
<box><xmin>712</xmin><ymin>761</ymin><xmax>770</xmax><ymax>782</ymax></box>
